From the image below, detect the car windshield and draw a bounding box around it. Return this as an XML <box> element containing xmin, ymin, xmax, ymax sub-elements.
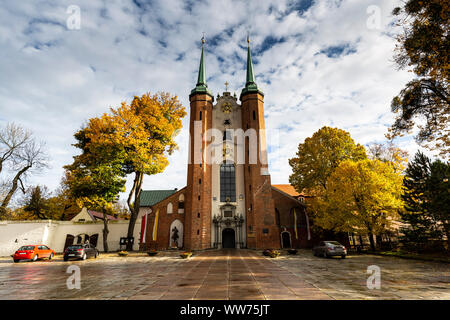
<box><xmin>325</xmin><ymin>241</ymin><xmax>342</xmax><ymax>246</ymax></box>
<box><xmin>68</xmin><ymin>245</ymin><xmax>83</xmax><ymax>250</ymax></box>
<box><xmin>18</xmin><ymin>246</ymin><xmax>34</xmax><ymax>250</ymax></box>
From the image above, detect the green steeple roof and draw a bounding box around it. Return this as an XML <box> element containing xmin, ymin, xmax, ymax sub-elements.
<box><xmin>241</xmin><ymin>36</ymin><xmax>264</xmax><ymax>99</ymax></box>
<box><xmin>246</xmin><ymin>41</ymin><xmax>255</xmax><ymax>85</ymax></box>
<box><xmin>190</xmin><ymin>37</ymin><xmax>213</xmax><ymax>98</ymax></box>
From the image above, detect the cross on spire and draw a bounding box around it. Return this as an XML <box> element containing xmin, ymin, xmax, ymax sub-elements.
<box><xmin>225</xmin><ymin>81</ymin><xmax>229</xmax><ymax>92</ymax></box>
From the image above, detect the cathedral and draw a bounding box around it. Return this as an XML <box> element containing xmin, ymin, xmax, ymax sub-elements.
<box><xmin>138</xmin><ymin>38</ymin><xmax>313</xmax><ymax>251</ymax></box>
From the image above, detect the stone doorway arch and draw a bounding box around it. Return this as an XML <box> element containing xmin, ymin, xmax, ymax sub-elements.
<box><xmin>169</xmin><ymin>219</ymin><xmax>183</xmax><ymax>248</ymax></box>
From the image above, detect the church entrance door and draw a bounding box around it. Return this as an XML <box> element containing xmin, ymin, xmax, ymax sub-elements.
<box><xmin>222</xmin><ymin>228</ymin><xmax>235</xmax><ymax>248</ymax></box>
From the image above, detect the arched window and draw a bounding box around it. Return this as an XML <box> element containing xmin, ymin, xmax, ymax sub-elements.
<box><xmin>220</xmin><ymin>163</ymin><xmax>236</xmax><ymax>202</ymax></box>
<box><xmin>167</xmin><ymin>202</ymin><xmax>173</xmax><ymax>214</ymax></box>
<box><xmin>275</xmin><ymin>208</ymin><xmax>281</xmax><ymax>227</ymax></box>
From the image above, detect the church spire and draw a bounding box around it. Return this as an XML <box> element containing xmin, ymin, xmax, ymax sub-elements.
<box><xmin>190</xmin><ymin>36</ymin><xmax>213</xmax><ymax>98</ymax></box>
<box><xmin>241</xmin><ymin>35</ymin><xmax>263</xmax><ymax>99</ymax></box>
<box><xmin>245</xmin><ymin>35</ymin><xmax>255</xmax><ymax>86</ymax></box>
<box><xmin>197</xmin><ymin>36</ymin><xmax>206</xmax><ymax>86</ymax></box>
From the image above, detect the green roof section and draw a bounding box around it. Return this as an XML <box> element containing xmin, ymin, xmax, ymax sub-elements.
<box><xmin>190</xmin><ymin>36</ymin><xmax>213</xmax><ymax>98</ymax></box>
<box><xmin>241</xmin><ymin>36</ymin><xmax>264</xmax><ymax>99</ymax></box>
<box><xmin>245</xmin><ymin>38</ymin><xmax>255</xmax><ymax>85</ymax></box>
<box><xmin>197</xmin><ymin>38</ymin><xmax>206</xmax><ymax>86</ymax></box>
<box><xmin>140</xmin><ymin>189</ymin><xmax>177</xmax><ymax>207</ymax></box>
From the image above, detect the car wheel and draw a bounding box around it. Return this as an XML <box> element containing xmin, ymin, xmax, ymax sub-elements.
<box><xmin>82</xmin><ymin>253</ymin><xmax>87</xmax><ymax>260</ymax></box>
<box><xmin>323</xmin><ymin>252</ymin><xmax>328</xmax><ymax>258</ymax></box>
<box><xmin>63</xmin><ymin>257</ymin><xmax>69</xmax><ymax>261</ymax></box>
<box><xmin>13</xmin><ymin>259</ymin><xmax>20</xmax><ymax>263</ymax></box>
<box><xmin>32</xmin><ymin>254</ymin><xmax>38</xmax><ymax>262</ymax></box>
<box><xmin>48</xmin><ymin>253</ymin><xmax>54</xmax><ymax>260</ymax></box>
<box><xmin>341</xmin><ymin>255</ymin><xmax>346</xmax><ymax>259</ymax></box>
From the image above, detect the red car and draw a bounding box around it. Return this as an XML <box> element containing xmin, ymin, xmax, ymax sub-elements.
<box><xmin>13</xmin><ymin>245</ymin><xmax>55</xmax><ymax>263</ymax></box>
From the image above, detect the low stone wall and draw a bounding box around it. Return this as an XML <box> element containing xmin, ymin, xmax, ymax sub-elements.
<box><xmin>0</xmin><ymin>220</ymin><xmax>141</xmax><ymax>256</ymax></box>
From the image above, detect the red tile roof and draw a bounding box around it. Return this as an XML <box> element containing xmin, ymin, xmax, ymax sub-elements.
<box><xmin>272</xmin><ymin>184</ymin><xmax>312</xmax><ymax>199</ymax></box>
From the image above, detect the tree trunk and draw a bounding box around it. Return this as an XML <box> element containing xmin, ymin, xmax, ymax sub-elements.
<box><xmin>102</xmin><ymin>214</ymin><xmax>109</xmax><ymax>253</ymax></box>
<box><xmin>368</xmin><ymin>233</ymin><xmax>376</xmax><ymax>252</ymax></box>
<box><xmin>0</xmin><ymin>165</ymin><xmax>31</xmax><ymax>217</ymax></box>
<box><xmin>376</xmin><ymin>235</ymin><xmax>383</xmax><ymax>250</ymax></box>
<box><xmin>126</xmin><ymin>171</ymin><xmax>144</xmax><ymax>251</ymax></box>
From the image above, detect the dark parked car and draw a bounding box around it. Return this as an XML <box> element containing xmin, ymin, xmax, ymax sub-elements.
<box><xmin>313</xmin><ymin>241</ymin><xmax>347</xmax><ymax>259</ymax></box>
<box><xmin>64</xmin><ymin>244</ymin><xmax>99</xmax><ymax>261</ymax></box>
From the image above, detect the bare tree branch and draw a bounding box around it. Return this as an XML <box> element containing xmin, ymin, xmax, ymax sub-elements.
<box><xmin>0</xmin><ymin>124</ymin><xmax>49</xmax><ymax>218</ymax></box>
<box><xmin>0</xmin><ymin>123</ymin><xmax>32</xmax><ymax>174</ymax></box>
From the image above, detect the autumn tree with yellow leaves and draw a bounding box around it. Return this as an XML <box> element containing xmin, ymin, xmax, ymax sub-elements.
<box><xmin>289</xmin><ymin>127</ymin><xmax>405</xmax><ymax>249</ymax></box>
<box><xmin>67</xmin><ymin>92</ymin><xmax>186</xmax><ymax>250</ymax></box>
<box><xmin>289</xmin><ymin>126</ymin><xmax>367</xmax><ymax>194</ymax></box>
<box><xmin>313</xmin><ymin>159</ymin><xmax>404</xmax><ymax>251</ymax></box>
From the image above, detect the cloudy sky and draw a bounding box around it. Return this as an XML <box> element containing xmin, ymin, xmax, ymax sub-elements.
<box><xmin>0</xmin><ymin>0</ymin><xmax>435</xmax><ymax>203</ymax></box>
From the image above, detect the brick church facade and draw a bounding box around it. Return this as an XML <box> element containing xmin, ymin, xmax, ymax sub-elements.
<box><xmin>139</xmin><ymin>38</ymin><xmax>313</xmax><ymax>251</ymax></box>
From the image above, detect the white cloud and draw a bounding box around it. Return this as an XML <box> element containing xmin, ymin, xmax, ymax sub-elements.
<box><xmin>0</xmin><ymin>0</ymin><xmax>439</xmax><ymax>204</ymax></box>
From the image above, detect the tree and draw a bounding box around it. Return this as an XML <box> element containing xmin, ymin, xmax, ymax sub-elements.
<box><xmin>289</xmin><ymin>126</ymin><xmax>367</xmax><ymax>193</ymax></box>
<box><xmin>46</xmin><ymin>177</ymin><xmax>82</xmax><ymax>221</ymax></box>
<box><xmin>0</xmin><ymin>123</ymin><xmax>31</xmax><ymax>174</ymax></box>
<box><xmin>14</xmin><ymin>182</ymin><xmax>80</xmax><ymax>221</ymax></box>
<box><xmin>401</xmin><ymin>151</ymin><xmax>450</xmax><ymax>251</ymax></box>
<box><xmin>367</xmin><ymin>141</ymin><xmax>409</xmax><ymax>172</ymax></box>
<box><xmin>0</xmin><ymin>123</ymin><xmax>48</xmax><ymax>218</ymax></box>
<box><xmin>65</xmin><ymin>126</ymin><xmax>126</xmax><ymax>252</ymax></box>
<box><xmin>389</xmin><ymin>1</ymin><xmax>449</xmax><ymax>157</ymax></box>
<box><xmin>82</xmin><ymin>92</ymin><xmax>186</xmax><ymax>250</ymax></box>
<box><xmin>315</xmin><ymin>159</ymin><xmax>404</xmax><ymax>251</ymax></box>
<box><xmin>22</xmin><ymin>185</ymin><xmax>51</xmax><ymax>219</ymax></box>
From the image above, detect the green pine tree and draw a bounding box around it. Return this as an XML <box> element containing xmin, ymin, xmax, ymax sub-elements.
<box><xmin>400</xmin><ymin>151</ymin><xmax>449</xmax><ymax>252</ymax></box>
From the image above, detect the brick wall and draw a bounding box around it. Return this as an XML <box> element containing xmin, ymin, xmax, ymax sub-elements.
<box><xmin>272</xmin><ymin>188</ymin><xmax>313</xmax><ymax>248</ymax></box>
<box><xmin>144</xmin><ymin>188</ymin><xmax>186</xmax><ymax>250</ymax></box>
<box><xmin>241</xmin><ymin>92</ymin><xmax>280</xmax><ymax>249</ymax></box>
<box><xmin>185</xmin><ymin>93</ymin><xmax>213</xmax><ymax>250</ymax></box>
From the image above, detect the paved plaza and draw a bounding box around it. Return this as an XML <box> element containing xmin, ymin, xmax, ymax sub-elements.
<box><xmin>0</xmin><ymin>249</ymin><xmax>448</xmax><ymax>300</ymax></box>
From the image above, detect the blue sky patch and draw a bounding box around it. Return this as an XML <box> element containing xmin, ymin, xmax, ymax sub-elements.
<box><xmin>319</xmin><ymin>43</ymin><xmax>357</xmax><ymax>58</ymax></box>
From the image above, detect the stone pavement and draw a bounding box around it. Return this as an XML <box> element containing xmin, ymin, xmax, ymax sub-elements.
<box><xmin>270</xmin><ymin>250</ymin><xmax>450</xmax><ymax>300</ymax></box>
<box><xmin>0</xmin><ymin>249</ymin><xmax>448</xmax><ymax>300</ymax></box>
